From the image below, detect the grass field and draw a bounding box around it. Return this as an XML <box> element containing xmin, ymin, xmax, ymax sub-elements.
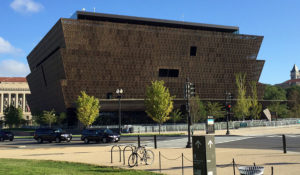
<box><xmin>0</xmin><ymin>158</ymin><xmax>161</xmax><ymax>175</ymax></box>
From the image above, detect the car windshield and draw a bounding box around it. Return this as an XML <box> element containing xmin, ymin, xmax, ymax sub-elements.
<box><xmin>104</xmin><ymin>129</ymin><xmax>114</xmax><ymax>134</ymax></box>
<box><xmin>54</xmin><ymin>128</ymin><xmax>65</xmax><ymax>133</ymax></box>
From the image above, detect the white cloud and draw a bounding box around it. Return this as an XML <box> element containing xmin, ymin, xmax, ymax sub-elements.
<box><xmin>10</xmin><ymin>0</ymin><xmax>43</xmax><ymax>13</ymax></box>
<box><xmin>0</xmin><ymin>59</ymin><xmax>30</xmax><ymax>77</ymax></box>
<box><xmin>0</xmin><ymin>37</ymin><xmax>23</xmax><ymax>55</ymax></box>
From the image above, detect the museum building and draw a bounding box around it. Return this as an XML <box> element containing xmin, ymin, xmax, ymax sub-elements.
<box><xmin>26</xmin><ymin>11</ymin><xmax>265</xmax><ymax>121</ymax></box>
<box><xmin>0</xmin><ymin>77</ymin><xmax>32</xmax><ymax>123</ymax></box>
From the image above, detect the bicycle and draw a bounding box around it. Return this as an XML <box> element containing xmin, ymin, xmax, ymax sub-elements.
<box><xmin>128</xmin><ymin>145</ymin><xmax>154</xmax><ymax>167</ymax></box>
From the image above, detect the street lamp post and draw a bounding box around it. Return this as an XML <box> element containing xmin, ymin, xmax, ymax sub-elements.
<box><xmin>116</xmin><ymin>88</ymin><xmax>123</xmax><ymax>134</ymax></box>
<box><xmin>185</xmin><ymin>78</ymin><xmax>192</xmax><ymax>148</ymax></box>
<box><xmin>225</xmin><ymin>92</ymin><xmax>231</xmax><ymax>135</ymax></box>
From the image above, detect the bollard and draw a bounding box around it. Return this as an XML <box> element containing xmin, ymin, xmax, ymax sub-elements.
<box><xmin>138</xmin><ymin>135</ymin><xmax>141</xmax><ymax>147</ymax></box>
<box><xmin>154</xmin><ymin>135</ymin><xmax>157</xmax><ymax>149</ymax></box>
<box><xmin>233</xmin><ymin>158</ymin><xmax>236</xmax><ymax>175</ymax></box>
<box><xmin>182</xmin><ymin>153</ymin><xmax>184</xmax><ymax>175</ymax></box>
<box><xmin>282</xmin><ymin>134</ymin><xmax>287</xmax><ymax>154</ymax></box>
<box><xmin>271</xmin><ymin>166</ymin><xmax>274</xmax><ymax>175</ymax></box>
<box><xmin>159</xmin><ymin>151</ymin><xmax>161</xmax><ymax>173</ymax></box>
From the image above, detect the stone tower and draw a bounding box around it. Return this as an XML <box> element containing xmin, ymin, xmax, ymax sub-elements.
<box><xmin>291</xmin><ymin>64</ymin><xmax>300</xmax><ymax>79</ymax></box>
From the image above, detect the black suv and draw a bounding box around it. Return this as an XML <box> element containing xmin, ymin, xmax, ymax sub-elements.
<box><xmin>34</xmin><ymin>128</ymin><xmax>72</xmax><ymax>143</ymax></box>
<box><xmin>81</xmin><ymin>129</ymin><xmax>120</xmax><ymax>144</ymax></box>
<box><xmin>0</xmin><ymin>130</ymin><xmax>14</xmax><ymax>141</ymax></box>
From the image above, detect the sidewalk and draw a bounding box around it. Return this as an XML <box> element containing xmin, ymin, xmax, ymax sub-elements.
<box><xmin>0</xmin><ymin>125</ymin><xmax>299</xmax><ymax>175</ymax></box>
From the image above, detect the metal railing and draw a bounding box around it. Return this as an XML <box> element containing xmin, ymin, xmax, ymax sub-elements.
<box><xmin>91</xmin><ymin>118</ymin><xmax>300</xmax><ymax>133</ymax></box>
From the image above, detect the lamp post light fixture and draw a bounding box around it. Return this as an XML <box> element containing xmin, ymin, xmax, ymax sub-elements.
<box><xmin>116</xmin><ymin>88</ymin><xmax>123</xmax><ymax>134</ymax></box>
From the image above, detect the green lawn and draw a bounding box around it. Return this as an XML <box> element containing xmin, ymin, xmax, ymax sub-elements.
<box><xmin>0</xmin><ymin>159</ymin><xmax>161</xmax><ymax>175</ymax></box>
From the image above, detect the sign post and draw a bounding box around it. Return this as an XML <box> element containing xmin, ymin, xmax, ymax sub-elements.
<box><xmin>206</xmin><ymin>116</ymin><xmax>215</xmax><ymax>134</ymax></box>
<box><xmin>192</xmin><ymin>135</ymin><xmax>217</xmax><ymax>175</ymax></box>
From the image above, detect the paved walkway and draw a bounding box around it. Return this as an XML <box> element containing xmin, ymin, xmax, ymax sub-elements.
<box><xmin>0</xmin><ymin>125</ymin><xmax>299</xmax><ymax>175</ymax></box>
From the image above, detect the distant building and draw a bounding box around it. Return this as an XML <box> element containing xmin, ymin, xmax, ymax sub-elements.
<box><xmin>277</xmin><ymin>64</ymin><xmax>300</xmax><ymax>88</ymax></box>
<box><xmin>0</xmin><ymin>77</ymin><xmax>32</xmax><ymax>124</ymax></box>
<box><xmin>291</xmin><ymin>64</ymin><xmax>300</xmax><ymax>80</ymax></box>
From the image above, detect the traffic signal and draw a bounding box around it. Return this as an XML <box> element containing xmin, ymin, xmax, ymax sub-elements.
<box><xmin>189</xmin><ymin>83</ymin><xmax>196</xmax><ymax>97</ymax></box>
<box><xmin>226</xmin><ymin>104</ymin><xmax>231</xmax><ymax>111</ymax></box>
<box><xmin>184</xmin><ymin>82</ymin><xmax>196</xmax><ymax>98</ymax></box>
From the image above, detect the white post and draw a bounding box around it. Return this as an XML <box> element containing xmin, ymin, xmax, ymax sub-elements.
<box><xmin>0</xmin><ymin>93</ymin><xmax>3</xmax><ymax>114</ymax></box>
<box><xmin>22</xmin><ymin>94</ymin><xmax>26</xmax><ymax>112</ymax></box>
<box><xmin>16</xmin><ymin>93</ymin><xmax>19</xmax><ymax>108</ymax></box>
<box><xmin>8</xmin><ymin>93</ymin><xmax>11</xmax><ymax>107</ymax></box>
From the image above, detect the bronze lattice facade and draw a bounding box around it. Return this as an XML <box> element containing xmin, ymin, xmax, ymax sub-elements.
<box><xmin>27</xmin><ymin>11</ymin><xmax>265</xmax><ymax>114</ymax></box>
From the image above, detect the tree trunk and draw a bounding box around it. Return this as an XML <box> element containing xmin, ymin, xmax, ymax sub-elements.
<box><xmin>159</xmin><ymin>123</ymin><xmax>161</xmax><ymax>135</ymax></box>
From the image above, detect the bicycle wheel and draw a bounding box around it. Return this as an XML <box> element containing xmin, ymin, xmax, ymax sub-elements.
<box><xmin>145</xmin><ymin>150</ymin><xmax>154</xmax><ymax>165</ymax></box>
<box><xmin>128</xmin><ymin>153</ymin><xmax>138</xmax><ymax>167</ymax></box>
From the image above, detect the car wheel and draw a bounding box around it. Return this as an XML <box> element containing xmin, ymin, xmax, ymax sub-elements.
<box><xmin>55</xmin><ymin>137</ymin><xmax>61</xmax><ymax>143</ymax></box>
<box><xmin>102</xmin><ymin>137</ymin><xmax>107</xmax><ymax>143</ymax></box>
<box><xmin>0</xmin><ymin>137</ymin><xmax>4</xmax><ymax>142</ymax></box>
<box><xmin>66</xmin><ymin>138</ymin><xmax>71</xmax><ymax>142</ymax></box>
<box><xmin>37</xmin><ymin>137</ymin><xmax>43</xmax><ymax>143</ymax></box>
<box><xmin>84</xmin><ymin>138</ymin><xmax>89</xmax><ymax>144</ymax></box>
<box><xmin>9</xmin><ymin>138</ymin><xmax>13</xmax><ymax>141</ymax></box>
<box><xmin>49</xmin><ymin>140</ymin><xmax>52</xmax><ymax>143</ymax></box>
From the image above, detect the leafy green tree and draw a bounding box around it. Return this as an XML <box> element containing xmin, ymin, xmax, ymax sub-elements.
<box><xmin>189</xmin><ymin>95</ymin><xmax>206</xmax><ymax>123</ymax></box>
<box><xmin>206</xmin><ymin>102</ymin><xmax>225</xmax><ymax>119</ymax></box>
<box><xmin>264</xmin><ymin>85</ymin><xmax>289</xmax><ymax>118</ymax></box>
<box><xmin>169</xmin><ymin>109</ymin><xmax>183</xmax><ymax>124</ymax></box>
<box><xmin>42</xmin><ymin>110</ymin><xmax>56</xmax><ymax>128</ymax></box>
<box><xmin>57</xmin><ymin>112</ymin><xmax>67</xmax><ymax>126</ymax></box>
<box><xmin>234</xmin><ymin>73</ymin><xmax>250</xmax><ymax>120</ymax></box>
<box><xmin>145</xmin><ymin>80</ymin><xmax>173</xmax><ymax>134</ymax></box>
<box><xmin>76</xmin><ymin>91</ymin><xmax>100</xmax><ymax>128</ymax></box>
<box><xmin>286</xmin><ymin>86</ymin><xmax>300</xmax><ymax>118</ymax></box>
<box><xmin>4</xmin><ymin>106</ymin><xmax>23</xmax><ymax>128</ymax></box>
<box><xmin>249</xmin><ymin>81</ymin><xmax>262</xmax><ymax>119</ymax></box>
<box><xmin>263</xmin><ymin>85</ymin><xmax>286</xmax><ymax>100</ymax></box>
<box><xmin>268</xmin><ymin>102</ymin><xmax>289</xmax><ymax>118</ymax></box>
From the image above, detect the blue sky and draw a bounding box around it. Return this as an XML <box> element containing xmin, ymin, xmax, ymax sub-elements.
<box><xmin>0</xmin><ymin>0</ymin><xmax>299</xmax><ymax>85</ymax></box>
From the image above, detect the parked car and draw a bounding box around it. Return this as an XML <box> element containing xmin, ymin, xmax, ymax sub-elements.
<box><xmin>33</xmin><ymin>128</ymin><xmax>72</xmax><ymax>143</ymax></box>
<box><xmin>81</xmin><ymin>128</ymin><xmax>120</xmax><ymax>144</ymax></box>
<box><xmin>0</xmin><ymin>130</ymin><xmax>14</xmax><ymax>141</ymax></box>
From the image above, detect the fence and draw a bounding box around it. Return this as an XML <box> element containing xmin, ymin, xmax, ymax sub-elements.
<box><xmin>91</xmin><ymin>118</ymin><xmax>300</xmax><ymax>133</ymax></box>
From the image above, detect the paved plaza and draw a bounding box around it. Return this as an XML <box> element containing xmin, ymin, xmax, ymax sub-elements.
<box><xmin>0</xmin><ymin>125</ymin><xmax>299</xmax><ymax>174</ymax></box>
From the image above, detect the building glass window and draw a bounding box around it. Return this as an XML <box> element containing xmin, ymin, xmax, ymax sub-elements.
<box><xmin>159</xmin><ymin>69</ymin><xmax>179</xmax><ymax>77</ymax></box>
<box><xmin>190</xmin><ymin>46</ymin><xmax>197</xmax><ymax>56</ymax></box>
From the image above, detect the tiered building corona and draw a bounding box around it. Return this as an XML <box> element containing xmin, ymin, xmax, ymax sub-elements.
<box><xmin>27</xmin><ymin>11</ymin><xmax>265</xmax><ymax>117</ymax></box>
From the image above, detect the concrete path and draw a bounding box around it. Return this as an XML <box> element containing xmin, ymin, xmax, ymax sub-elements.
<box><xmin>0</xmin><ymin>125</ymin><xmax>300</xmax><ymax>175</ymax></box>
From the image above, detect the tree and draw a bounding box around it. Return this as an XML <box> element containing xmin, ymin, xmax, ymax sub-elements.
<box><xmin>234</xmin><ymin>73</ymin><xmax>250</xmax><ymax>120</ymax></box>
<box><xmin>286</xmin><ymin>86</ymin><xmax>300</xmax><ymax>118</ymax></box>
<box><xmin>42</xmin><ymin>110</ymin><xmax>56</xmax><ymax>128</ymax></box>
<box><xmin>145</xmin><ymin>80</ymin><xmax>173</xmax><ymax>134</ymax></box>
<box><xmin>264</xmin><ymin>85</ymin><xmax>289</xmax><ymax>118</ymax></box>
<box><xmin>263</xmin><ymin>85</ymin><xmax>286</xmax><ymax>100</ymax></box>
<box><xmin>169</xmin><ymin>109</ymin><xmax>183</xmax><ymax>124</ymax></box>
<box><xmin>4</xmin><ymin>106</ymin><xmax>23</xmax><ymax>128</ymax></box>
<box><xmin>76</xmin><ymin>91</ymin><xmax>100</xmax><ymax>128</ymax></box>
<box><xmin>189</xmin><ymin>95</ymin><xmax>206</xmax><ymax>123</ymax></box>
<box><xmin>249</xmin><ymin>81</ymin><xmax>262</xmax><ymax>120</ymax></box>
<box><xmin>206</xmin><ymin>102</ymin><xmax>225</xmax><ymax>119</ymax></box>
<box><xmin>57</xmin><ymin>112</ymin><xmax>67</xmax><ymax>126</ymax></box>
<box><xmin>268</xmin><ymin>102</ymin><xmax>289</xmax><ymax>118</ymax></box>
